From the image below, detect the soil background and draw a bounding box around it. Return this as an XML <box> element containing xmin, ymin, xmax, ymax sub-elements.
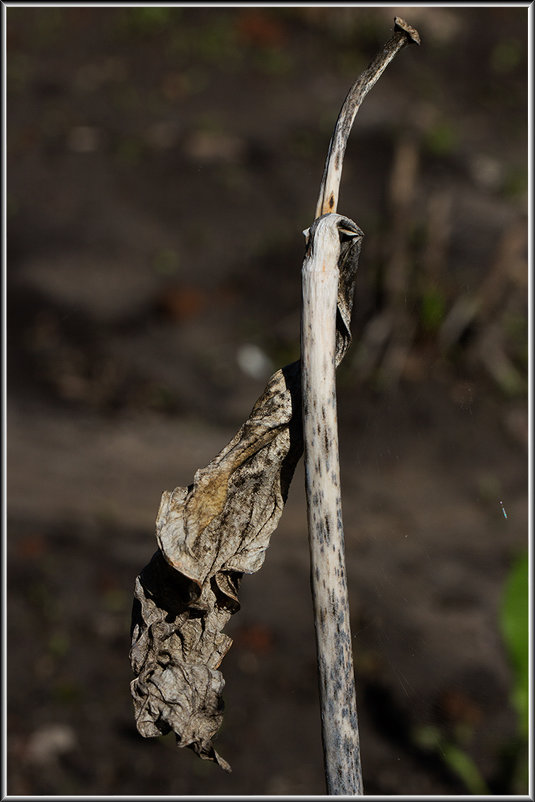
<box><xmin>6</xmin><ymin>5</ymin><xmax>529</xmax><ymax>797</ymax></box>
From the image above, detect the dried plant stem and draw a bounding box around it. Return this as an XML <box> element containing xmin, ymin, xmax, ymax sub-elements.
<box><xmin>301</xmin><ymin>215</ymin><xmax>363</xmax><ymax>795</ymax></box>
<box><xmin>303</xmin><ymin>18</ymin><xmax>420</xmax><ymax>794</ymax></box>
<box><xmin>315</xmin><ymin>17</ymin><xmax>420</xmax><ymax>219</ymax></box>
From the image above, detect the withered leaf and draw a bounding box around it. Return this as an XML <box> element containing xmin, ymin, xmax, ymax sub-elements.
<box><xmin>130</xmin><ymin>216</ymin><xmax>363</xmax><ymax>770</ymax></box>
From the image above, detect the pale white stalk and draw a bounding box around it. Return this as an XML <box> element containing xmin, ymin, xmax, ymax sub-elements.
<box><xmin>301</xmin><ymin>214</ymin><xmax>362</xmax><ymax>795</ymax></box>
<box><xmin>302</xmin><ymin>20</ymin><xmax>420</xmax><ymax>793</ymax></box>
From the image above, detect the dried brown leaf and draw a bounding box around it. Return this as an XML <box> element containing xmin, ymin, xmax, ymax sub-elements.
<box><xmin>130</xmin><ymin>217</ymin><xmax>363</xmax><ymax>770</ymax></box>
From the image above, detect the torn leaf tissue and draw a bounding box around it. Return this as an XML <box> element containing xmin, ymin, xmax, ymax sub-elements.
<box><xmin>129</xmin><ymin>215</ymin><xmax>363</xmax><ymax>770</ymax></box>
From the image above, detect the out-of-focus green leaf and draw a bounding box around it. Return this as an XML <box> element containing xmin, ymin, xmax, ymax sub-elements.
<box><xmin>424</xmin><ymin>121</ymin><xmax>458</xmax><ymax>156</ymax></box>
<box><xmin>440</xmin><ymin>742</ymin><xmax>489</xmax><ymax>795</ymax></box>
<box><xmin>420</xmin><ymin>289</ymin><xmax>447</xmax><ymax>333</ymax></box>
<box><xmin>500</xmin><ymin>552</ymin><xmax>529</xmax><ymax>737</ymax></box>
<box><xmin>413</xmin><ymin>725</ymin><xmax>488</xmax><ymax>794</ymax></box>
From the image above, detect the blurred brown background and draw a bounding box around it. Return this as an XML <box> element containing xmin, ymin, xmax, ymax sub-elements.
<box><xmin>7</xmin><ymin>5</ymin><xmax>528</xmax><ymax>796</ymax></box>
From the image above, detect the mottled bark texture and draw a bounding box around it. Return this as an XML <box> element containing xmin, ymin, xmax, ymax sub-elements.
<box><xmin>130</xmin><ymin>219</ymin><xmax>363</xmax><ymax>771</ymax></box>
<box><xmin>304</xmin><ymin>19</ymin><xmax>419</xmax><ymax>792</ymax></box>
<box><xmin>302</xmin><ymin>214</ymin><xmax>364</xmax><ymax>794</ymax></box>
<box><xmin>315</xmin><ymin>16</ymin><xmax>420</xmax><ymax>219</ymax></box>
